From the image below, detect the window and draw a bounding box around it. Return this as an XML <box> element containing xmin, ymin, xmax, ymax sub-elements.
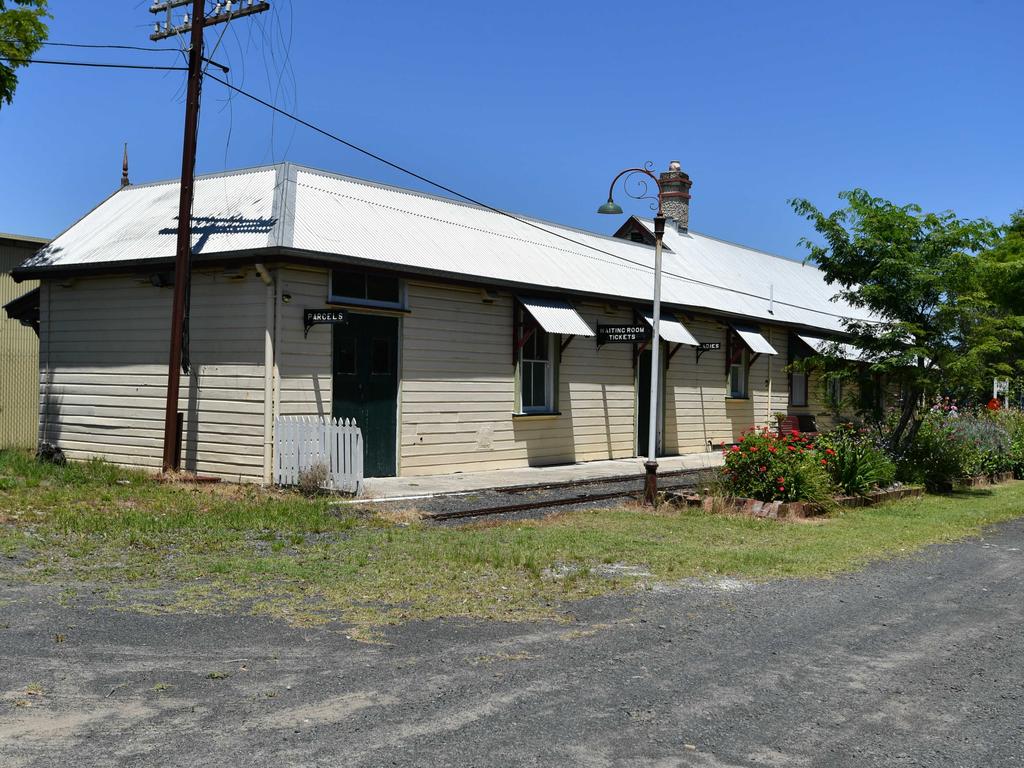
<box><xmin>335</xmin><ymin>337</ymin><xmax>357</xmax><ymax>376</ymax></box>
<box><xmin>827</xmin><ymin>376</ymin><xmax>842</xmax><ymax>408</ymax></box>
<box><xmin>329</xmin><ymin>269</ymin><xmax>404</xmax><ymax>309</ymax></box>
<box><xmin>790</xmin><ymin>368</ymin><xmax>808</xmax><ymax>407</ymax></box>
<box><xmin>727</xmin><ymin>330</ymin><xmax>750</xmax><ymax>399</ymax></box>
<box><xmin>520</xmin><ymin>325</ymin><xmax>556</xmax><ymax>412</ymax></box>
<box><xmin>789</xmin><ymin>341</ymin><xmax>809</xmax><ymax>407</ymax></box>
<box><xmin>370</xmin><ymin>338</ymin><xmax>393</xmax><ymax>376</ymax></box>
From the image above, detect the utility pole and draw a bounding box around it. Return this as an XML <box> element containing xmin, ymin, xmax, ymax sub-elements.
<box><xmin>149</xmin><ymin>0</ymin><xmax>270</xmax><ymax>473</ymax></box>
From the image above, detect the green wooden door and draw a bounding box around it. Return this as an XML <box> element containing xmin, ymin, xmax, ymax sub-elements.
<box><xmin>332</xmin><ymin>314</ymin><xmax>399</xmax><ymax>477</ymax></box>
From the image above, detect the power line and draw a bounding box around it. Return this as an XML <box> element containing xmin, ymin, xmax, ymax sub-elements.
<box><xmin>205</xmin><ymin>73</ymin><xmax>863</xmax><ymax>323</ymax></box>
<box><xmin>1</xmin><ymin>52</ymin><xmax>863</xmax><ymax>324</ymax></box>
<box><xmin>0</xmin><ymin>39</ymin><xmax>180</xmax><ymax>53</ymax></box>
<box><xmin>0</xmin><ymin>56</ymin><xmax>186</xmax><ymax>71</ymax></box>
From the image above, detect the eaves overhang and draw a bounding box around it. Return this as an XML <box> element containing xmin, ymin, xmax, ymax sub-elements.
<box><xmin>15</xmin><ymin>245</ymin><xmax>856</xmax><ymax>341</ymax></box>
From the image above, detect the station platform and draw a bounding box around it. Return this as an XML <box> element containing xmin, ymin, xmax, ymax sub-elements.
<box><xmin>360</xmin><ymin>452</ymin><xmax>724</xmax><ymax>502</ymax></box>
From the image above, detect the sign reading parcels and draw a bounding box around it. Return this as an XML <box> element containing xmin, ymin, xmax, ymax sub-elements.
<box><xmin>597</xmin><ymin>323</ymin><xmax>651</xmax><ymax>345</ymax></box>
<box><xmin>304</xmin><ymin>308</ymin><xmax>349</xmax><ymax>337</ymax></box>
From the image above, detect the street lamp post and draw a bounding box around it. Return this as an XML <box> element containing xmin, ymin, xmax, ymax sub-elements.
<box><xmin>597</xmin><ymin>165</ymin><xmax>667</xmax><ymax>505</ymax></box>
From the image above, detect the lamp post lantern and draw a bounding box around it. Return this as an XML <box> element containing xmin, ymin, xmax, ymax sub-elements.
<box><xmin>597</xmin><ymin>164</ymin><xmax>668</xmax><ymax>505</ymax></box>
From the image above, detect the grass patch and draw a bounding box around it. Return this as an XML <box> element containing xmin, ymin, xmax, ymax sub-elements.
<box><xmin>2</xmin><ymin>449</ymin><xmax>1023</xmax><ymax>636</ymax></box>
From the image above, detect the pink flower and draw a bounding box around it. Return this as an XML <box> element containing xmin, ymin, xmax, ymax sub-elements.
<box><xmin>731</xmin><ymin>445</ymin><xmax>740</xmax><ymax>452</ymax></box>
<box><xmin>749</xmin><ymin>446</ymin><xmax>758</xmax><ymax>453</ymax></box>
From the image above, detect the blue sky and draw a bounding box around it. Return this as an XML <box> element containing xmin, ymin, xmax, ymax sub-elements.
<box><xmin>1</xmin><ymin>0</ymin><xmax>1022</xmax><ymax>260</ymax></box>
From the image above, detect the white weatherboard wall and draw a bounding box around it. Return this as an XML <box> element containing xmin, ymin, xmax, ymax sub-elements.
<box><xmin>39</xmin><ymin>273</ymin><xmax>267</xmax><ymax>480</ymax></box>
<box><xmin>271</xmin><ymin>268</ymin><xmax>814</xmax><ymax>477</ymax></box>
<box><xmin>270</xmin><ymin>270</ymin><xmax>639</xmax><ymax>477</ymax></box>
<box><xmin>400</xmin><ymin>282</ymin><xmax>636</xmax><ymax>475</ymax></box>
<box><xmin>662</xmin><ymin>318</ymin><xmax>793</xmax><ymax>452</ymax></box>
<box><xmin>275</xmin><ymin>267</ymin><xmax>334</xmax><ymax>420</ymax></box>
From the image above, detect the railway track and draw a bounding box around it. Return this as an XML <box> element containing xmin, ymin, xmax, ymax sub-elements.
<box><xmin>424</xmin><ymin>469</ymin><xmax>706</xmax><ymax>522</ymax></box>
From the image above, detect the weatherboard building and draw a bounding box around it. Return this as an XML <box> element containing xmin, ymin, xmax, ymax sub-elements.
<box><xmin>9</xmin><ymin>162</ymin><xmax>871</xmax><ymax>483</ymax></box>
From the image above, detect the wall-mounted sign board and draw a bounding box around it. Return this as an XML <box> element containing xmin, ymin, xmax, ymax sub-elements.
<box><xmin>304</xmin><ymin>308</ymin><xmax>349</xmax><ymax>338</ymax></box>
<box><xmin>596</xmin><ymin>323</ymin><xmax>651</xmax><ymax>346</ymax></box>
<box><xmin>695</xmin><ymin>341</ymin><xmax>721</xmax><ymax>363</ymax></box>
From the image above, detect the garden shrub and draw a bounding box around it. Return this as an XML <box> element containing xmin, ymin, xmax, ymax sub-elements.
<box><xmin>895</xmin><ymin>411</ymin><xmax>970</xmax><ymax>490</ymax></box>
<box><xmin>720</xmin><ymin>428</ymin><xmax>836</xmax><ymax>504</ymax></box>
<box><xmin>1006</xmin><ymin>413</ymin><xmax>1024</xmax><ymax>476</ymax></box>
<box><xmin>816</xmin><ymin>423</ymin><xmax>896</xmax><ymax>496</ymax></box>
<box><xmin>893</xmin><ymin>407</ymin><xmax>1016</xmax><ymax>490</ymax></box>
<box><xmin>955</xmin><ymin>414</ymin><xmax>1013</xmax><ymax>476</ymax></box>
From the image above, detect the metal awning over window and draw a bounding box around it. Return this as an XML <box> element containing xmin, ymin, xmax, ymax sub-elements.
<box><xmin>517</xmin><ymin>296</ymin><xmax>595</xmax><ymax>337</ymax></box>
<box><xmin>731</xmin><ymin>324</ymin><xmax>778</xmax><ymax>355</ymax></box>
<box><xmin>797</xmin><ymin>334</ymin><xmax>863</xmax><ymax>362</ymax></box>
<box><xmin>641</xmin><ymin>311</ymin><xmax>698</xmax><ymax>346</ymax></box>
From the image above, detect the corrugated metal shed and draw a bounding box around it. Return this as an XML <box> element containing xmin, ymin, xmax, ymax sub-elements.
<box><xmin>17</xmin><ymin>163</ymin><xmax>873</xmax><ymax>335</ymax></box>
<box><xmin>1</xmin><ymin>233</ymin><xmax>46</xmax><ymax>448</ymax></box>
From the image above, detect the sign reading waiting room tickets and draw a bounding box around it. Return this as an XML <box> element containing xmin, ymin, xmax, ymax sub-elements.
<box><xmin>596</xmin><ymin>323</ymin><xmax>652</xmax><ymax>346</ymax></box>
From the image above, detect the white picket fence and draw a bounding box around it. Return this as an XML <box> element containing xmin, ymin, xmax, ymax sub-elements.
<box><xmin>274</xmin><ymin>416</ymin><xmax>364</xmax><ymax>494</ymax></box>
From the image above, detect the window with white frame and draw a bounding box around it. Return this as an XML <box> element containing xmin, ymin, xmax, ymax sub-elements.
<box><xmin>789</xmin><ymin>341</ymin><xmax>809</xmax><ymax>407</ymax></box>
<box><xmin>520</xmin><ymin>325</ymin><xmax>556</xmax><ymax>412</ymax></box>
<box><xmin>329</xmin><ymin>268</ymin><xmax>405</xmax><ymax>309</ymax></box>
<box><xmin>727</xmin><ymin>330</ymin><xmax>750</xmax><ymax>399</ymax></box>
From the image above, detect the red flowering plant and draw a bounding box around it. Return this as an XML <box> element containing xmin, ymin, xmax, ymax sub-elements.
<box><xmin>720</xmin><ymin>427</ymin><xmax>835</xmax><ymax>503</ymax></box>
<box><xmin>815</xmin><ymin>422</ymin><xmax>896</xmax><ymax>496</ymax></box>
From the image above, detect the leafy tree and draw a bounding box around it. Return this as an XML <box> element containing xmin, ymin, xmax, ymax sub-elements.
<box><xmin>0</xmin><ymin>0</ymin><xmax>49</xmax><ymax>108</ymax></box>
<box><xmin>790</xmin><ymin>189</ymin><xmax>1010</xmax><ymax>453</ymax></box>
<box><xmin>978</xmin><ymin>209</ymin><xmax>1024</xmax><ymax>401</ymax></box>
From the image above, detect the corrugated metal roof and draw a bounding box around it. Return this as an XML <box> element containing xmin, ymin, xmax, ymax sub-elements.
<box><xmin>641</xmin><ymin>311</ymin><xmax>698</xmax><ymax>346</ymax></box>
<box><xmin>18</xmin><ymin>162</ymin><xmax>874</xmax><ymax>335</ymax></box>
<box><xmin>20</xmin><ymin>167</ymin><xmax>278</xmax><ymax>269</ymax></box>
<box><xmin>797</xmin><ymin>334</ymin><xmax>864</xmax><ymax>361</ymax></box>
<box><xmin>518</xmin><ymin>296</ymin><xmax>595</xmax><ymax>337</ymax></box>
<box><xmin>733</xmin><ymin>324</ymin><xmax>779</xmax><ymax>356</ymax></box>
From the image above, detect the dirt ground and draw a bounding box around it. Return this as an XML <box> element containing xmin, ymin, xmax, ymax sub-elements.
<box><xmin>2</xmin><ymin>518</ymin><xmax>1023</xmax><ymax>767</ymax></box>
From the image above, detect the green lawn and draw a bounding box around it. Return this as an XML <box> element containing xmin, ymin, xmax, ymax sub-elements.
<box><xmin>1</xmin><ymin>449</ymin><xmax>1022</xmax><ymax>637</ymax></box>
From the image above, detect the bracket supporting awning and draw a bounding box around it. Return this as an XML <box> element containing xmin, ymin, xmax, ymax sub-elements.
<box><xmin>514</xmin><ymin>295</ymin><xmax>594</xmax><ymax>365</ymax></box>
<box><xmin>730</xmin><ymin>324</ymin><xmax>779</xmax><ymax>356</ymax></box>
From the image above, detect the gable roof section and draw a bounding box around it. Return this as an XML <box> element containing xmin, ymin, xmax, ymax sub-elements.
<box><xmin>16</xmin><ymin>162</ymin><xmax>872</xmax><ymax>334</ymax></box>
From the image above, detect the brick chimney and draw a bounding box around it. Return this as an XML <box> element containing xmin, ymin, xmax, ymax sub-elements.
<box><xmin>658</xmin><ymin>160</ymin><xmax>692</xmax><ymax>233</ymax></box>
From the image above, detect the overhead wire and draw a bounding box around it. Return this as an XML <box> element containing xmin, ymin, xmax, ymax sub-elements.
<box><xmin>0</xmin><ymin>56</ymin><xmax>186</xmax><ymax>71</ymax></box>
<box><xmin>2</xmin><ymin>53</ymin><xmax>866</xmax><ymax>324</ymax></box>
<box><xmin>204</xmin><ymin>72</ymin><xmax>863</xmax><ymax>323</ymax></box>
<box><xmin>0</xmin><ymin>38</ymin><xmax>180</xmax><ymax>53</ymax></box>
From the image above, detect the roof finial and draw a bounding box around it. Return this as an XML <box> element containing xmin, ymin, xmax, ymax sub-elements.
<box><xmin>121</xmin><ymin>143</ymin><xmax>130</xmax><ymax>188</ymax></box>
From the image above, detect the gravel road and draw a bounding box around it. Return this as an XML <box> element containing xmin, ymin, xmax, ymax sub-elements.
<box><xmin>1</xmin><ymin>518</ymin><xmax>1022</xmax><ymax>767</ymax></box>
